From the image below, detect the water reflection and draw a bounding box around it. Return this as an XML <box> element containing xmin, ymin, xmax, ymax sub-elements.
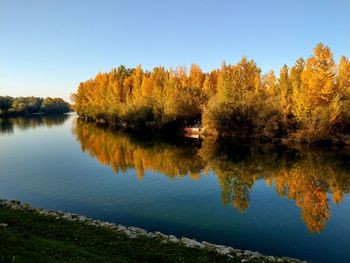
<box><xmin>201</xmin><ymin>139</ymin><xmax>350</xmax><ymax>233</ymax></box>
<box><xmin>73</xmin><ymin>120</ymin><xmax>350</xmax><ymax>234</ymax></box>
<box><xmin>73</xmin><ymin>120</ymin><xmax>203</xmax><ymax>181</ymax></box>
<box><xmin>0</xmin><ymin>115</ymin><xmax>69</xmax><ymax>134</ymax></box>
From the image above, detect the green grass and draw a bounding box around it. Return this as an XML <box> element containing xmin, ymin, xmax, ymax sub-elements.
<box><xmin>0</xmin><ymin>206</ymin><xmax>247</xmax><ymax>263</ymax></box>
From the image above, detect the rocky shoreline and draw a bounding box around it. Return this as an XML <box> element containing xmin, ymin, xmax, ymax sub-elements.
<box><xmin>0</xmin><ymin>199</ymin><xmax>306</xmax><ymax>263</ymax></box>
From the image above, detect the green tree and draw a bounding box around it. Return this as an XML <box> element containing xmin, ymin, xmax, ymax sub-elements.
<box><xmin>0</xmin><ymin>96</ymin><xmax>13</xmax><ymax>115</ymax></box>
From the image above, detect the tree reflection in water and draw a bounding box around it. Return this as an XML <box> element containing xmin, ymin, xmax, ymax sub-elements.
<box><xmin>0</xmin><ymin>115</ymin><xmax>69</xmax><ymax>134</ymax></box>
<box><xmin>73</xmin><ymin>120</ymin><xmax>350</xmax><ymax>234</ymax></box>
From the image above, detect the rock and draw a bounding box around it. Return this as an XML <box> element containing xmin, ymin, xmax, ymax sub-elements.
<box><xmin>181</xmin><ymin>237</ymin><xmax>204</xmax><ymax>248</ymax></box>
<box><xmin>144</xmin><ymin>232</ymin><xmax>156</xmax><ymax>238</ymax></box>
<box><xmin>128</xmin><ymin>226</ymin><xmax>146</xmax><ymax>235</ymax></box>
<box><xmin>62</xmin><ymin>214</ymin><xmax>72</xmax><ymax>220</ymax></box>
<box><xmin>116</xmin><ymin>225</ymin><xmax>126</xmax><ymax>231</ymax></box>
<box><xmin>155</xmin><ymin>231</ymin><xmax>168</xmax><ymax>239</ymax></box>
<box><xmin>202</xmin><ymin>241</ymin><xmax>215</xmax><ymax>248</ymax></box>
<box><xmin>10</xmin><ymin>204</ymin><xmax>21</xmax><ymax>210</ymax></box>
<box><xmin>48</xmin><ymin>211</ymin><xmax>57</xmax><ymax>216</ymax></box>
<box><xmin>99</xmin><ymin>222</ymin><xmax>111</xmax><ymax>228</ymax></box>
<box><xmin>71</xmin><ymin>214</ymin><xmax>80</xmax><ymax>219</ymax></box>
<box><xmin>78</xmin><ymin>216</ymin><xmax>88</xmax><ymax>222</ymax></box>
<box><xmin>213</xmin><ymin>244</ymin><xmax>234</xmax><ymax>255</ymax></box>
<box><xmin>108</xmin><ymin>224</ymin><xmax>118</xmax><ymax>230</ymax></box>
<box><xmin>267</xmin><ymin>256</ymin><xmax>276</xmax><ymax>261</ymax></box>
<box><xmin>124</xmin><ymin>229</ymin><xmax>137</xmax><ymax>238</ymax></box>
<box><xmin>216</xmin><ymin>246</ymin><xmax>233</xmax><ymax>255</ymax></box>
<box><xmin>0</xmin><ymin>197</ymin><xmax>308</xmax><ymax>263</ymax></box>
<box><xmin>55</xmin><ymin>210</ymin><xmax>65</xmax><ymax>215</ymax></box>
<box><xmin>22</xmin><ymin>203</ymin><xmax>30</xmax><ymax>209</ymax></box>
<box><xmin>168</xmin><ymin>235</ymin><xmax>179</xmax><ymax>243</ymax></box>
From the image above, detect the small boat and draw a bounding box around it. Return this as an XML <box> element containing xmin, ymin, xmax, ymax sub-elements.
<box><xmin>184</xmin><ymin>133</ymin><xmax>200</xmax><ymax>139</ymax></box>
<box><xmin>184</xmin><ymin>125</ymin><xmax>204</xmax><ymax>134</ymax></box>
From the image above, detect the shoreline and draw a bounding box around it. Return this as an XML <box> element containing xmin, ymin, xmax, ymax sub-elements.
<box><xmin>0</xmin><ymin>111</ymin><xmax>73</xmax><ymax>117</ymax></box>
<box><xmin>76</xmin><ymin>116</ymin><xmax>350</xmax><ymax>147</ymax></box>
<box><xmin>0</xmin><ymin>199</ymin><xmax>306</xmax><ymax>263</ymax></box>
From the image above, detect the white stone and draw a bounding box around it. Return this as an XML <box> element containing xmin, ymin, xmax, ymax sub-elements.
<box><xmin>0</xmin><ymin>198</ymin><xmax>307</xmax><ymax>263</ymax></box>
<box><xmin>216</xmin><ymin>247</ymin><xmax>233</xmax><ymax>255</ymax></box>
<box><xmin>128</xmin><ymin>226</ymin><xmax>146</xmax><ymax>235</ymax></box>
<box><xmin>155</xmin><ymin>231</ymin><xmax>168</xmax><ymax>239</ymax></box>
<box><xmin>168</xmin><ymin>235</ymin><xmax>179</xmax><ymax>243</ymax></box>
<box><xmin>181</xmin><ymin>237</ymin><xmax>204</xmax><ymax>248</ymax></box>
<box><xmin>124</xmin><ymin>229</ymin><xmax>138</xmax><ymax>238</ymax></box>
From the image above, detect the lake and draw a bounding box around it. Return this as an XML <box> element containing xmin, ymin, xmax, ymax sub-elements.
<box><xmin>0</xmin><ymin>114</ymin><xmax>349</xmax><ymax>263</ymax></box>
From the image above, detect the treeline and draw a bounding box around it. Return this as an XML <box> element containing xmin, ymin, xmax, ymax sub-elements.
<box><xmin>72</xmin><ymin>43</ymin><xmax>350</xmax><ymax>143</ymax></box>
<box><xmin>0</xmin><ymin>96</ymin><xmax>71</xmax><ymax>116</ymax></box>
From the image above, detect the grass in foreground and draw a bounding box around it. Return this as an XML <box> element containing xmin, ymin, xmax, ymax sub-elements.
<box><xmin>0</xmin><ymin>206</ymin><xmax>247</xmax><ymax>263</ymax></box>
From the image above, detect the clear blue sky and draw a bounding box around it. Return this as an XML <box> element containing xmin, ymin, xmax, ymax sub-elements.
<box><xmin>1</xmin><ymin>0</ymin><xmax>349</xmax><ymax>102</ymax></box>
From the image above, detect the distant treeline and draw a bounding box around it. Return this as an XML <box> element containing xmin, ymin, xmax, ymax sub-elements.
<box><xmin>72</xmin><ymin>43</ymin><xmax>350</xmax><ymax>143</ymax></box>
<box><xmin>0</xmin><ymin>96</ymin><xmax>71</xmax><ymax>116</ymax></box>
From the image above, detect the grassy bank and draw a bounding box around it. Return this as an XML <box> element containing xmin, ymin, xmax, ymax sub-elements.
<box><xmin>0</xmin><ymin>206</ymin><xmax>237</xmax><ymax>263</ymax></box>
<box><xmin>0</xmin><ymin>201</ymin><xmax>304</xmax><ymax>263</ymax></box>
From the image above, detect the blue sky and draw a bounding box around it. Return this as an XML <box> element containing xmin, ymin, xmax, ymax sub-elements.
<box><xmin>1</xmin><ymin>0</ymin><xmax>349</xmax><ymax>102</ymax></box>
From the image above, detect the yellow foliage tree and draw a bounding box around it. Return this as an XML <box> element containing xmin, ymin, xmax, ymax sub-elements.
<box><xmin>264</xmin><ymin>70</ymin><xmax>278</xmax><ymax>96</ymax></box>
<box><xmin>278</xmin><ymin>64</ymin><xmax>292</xmax><ymax>118</ymax></box>
<box><xmin>72</xmin><ymin>43</ymin><xmax>350</xmax><ymax>141</ymax></box>
<box><xmin>301</xmin><ymin>43</ymin><xmax>336</xmax><ymax>107</ymax></box>
<box><xmin>337</xmin><ymin>56</ymin><xmax>350</xmax><ymax>95</ymax></box>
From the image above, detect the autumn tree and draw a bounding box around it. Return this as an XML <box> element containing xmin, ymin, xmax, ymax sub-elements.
<box><xmin>202</xmin><ymin>70</ymin><xmax>218</xmax><ymax>103</ymax></box>
<box><xmin>264</xmin><ymin>70</ymin><xmax>278</xmax><ymax>96</ymax></box>
<box><xmin>188</xmin><ymin>64</ymin><xmax>205</xmax><ymax>89</ymax></box>
<box><xmin>71</xmin><ymin>43</ymin><xmax>350</xmax><ymax>142</ymax></box>
<box><xmin>278</xmin><ymin>65</ymin><xmax>292</xmax><ymax>118</ymax></box>
<box><xmin>336</xmin><ymin>56</ymin><xmax>350</xmax><ymax>96</ymax></box>
<box><xmin>290</xmin><ymin>58</ymin><xmax>306</xmax><ymax>121</ymax></box>
<box><xmin>131</xmin><ymin>64</ymin><xmax>144</xmax><ymax>105</ymax></box>
<box><xmin>294</xmin><ymin>43</ymin><xmax>342</xmax><ymax>139</ymax></box>
<box><xmin>335</xmin><ymin>56</ymin><xmax>350</xmax><ymax>133</ymax></box>
<box><xmin>301</xmin><ymin>43</ymin><xmax>337</xmax><ymax>107</ymax></box>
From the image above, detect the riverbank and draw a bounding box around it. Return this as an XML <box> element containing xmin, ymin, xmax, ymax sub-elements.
<box><xmin>0</xmin><ymin>111</ymin><xmax>73</xmax><ymax>118</ymax></box>
<box><xmin>76</xmin><ymin>116</ymin><xmax>350</xmax><ymax>147</ymax></box>
<box><xmin>0</xmin><ymin>199</ymin><xmax>306</xmax><ymax>263</ymax></box>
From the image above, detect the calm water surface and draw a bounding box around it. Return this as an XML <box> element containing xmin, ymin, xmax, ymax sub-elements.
<box><xmin>0</xmin><ymin>114</ymin><xmax>349</xmax><ymax>263</ymax></box>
